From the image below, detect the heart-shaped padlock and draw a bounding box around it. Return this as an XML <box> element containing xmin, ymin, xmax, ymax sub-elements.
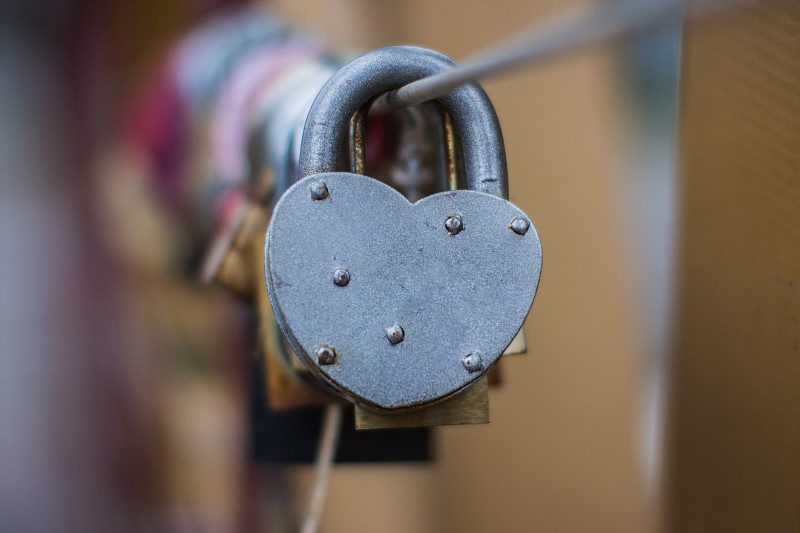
<box><xmin>265</xmin><ymin>47</ymin><xmax>542</xmax><ymax>410</ymax></box>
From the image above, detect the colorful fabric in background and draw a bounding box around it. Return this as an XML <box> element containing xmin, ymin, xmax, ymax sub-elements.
<box><xmin>121</xmin><ymin>3</ymin><xmax>407</xmax><ymax>277</ymax></box>
<box><xmin>125</xmin><ymin>5</ymin><xmax>342</xmax><ymax>253</ymax></box>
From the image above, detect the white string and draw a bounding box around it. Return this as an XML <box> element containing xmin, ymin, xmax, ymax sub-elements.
<box><xmin>299</xmin><ymin>403</ymin><xmax>344</xmax><ymax>533</ymax></box>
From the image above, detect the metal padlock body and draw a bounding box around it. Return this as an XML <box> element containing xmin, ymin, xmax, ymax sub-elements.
<box><xmin>266</xmin><ymin>46</ymin><xmax>542</xmax><ymax>410</ymax></box>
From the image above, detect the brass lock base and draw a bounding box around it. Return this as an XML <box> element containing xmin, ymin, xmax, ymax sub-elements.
<box><xmin>354</xmin><ymin>377</ymin><xmax>489</xmax><ymax>430</ymax></box>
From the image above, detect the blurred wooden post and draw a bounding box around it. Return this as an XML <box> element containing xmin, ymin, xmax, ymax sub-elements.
<box><xmin>667</xmin><ymin>3</ymin><xmax>800</xmax><ymax>531</ymax></box>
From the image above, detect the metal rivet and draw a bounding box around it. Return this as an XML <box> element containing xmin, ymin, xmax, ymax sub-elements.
<box><xmin>509</xmin><ymin>216</ymin><xmax>530</xmax><ymax>235</ymax></box>
<box><xmin>315</xmin><ymin>345</ymin><xmax>337</xmax><ymax>365</ymax></box>
<box><xmin>462</xmin><ymin>353</ymin><xmax>484</xmax><ymax>373</ymax></box>
<box><xmin>445</xmin><ymin>214</ymin><xmax>464</xmax><ymax>235</ymax></box>
<box><xmin>333</xmin><ymin>268</ymin><xmax>350</xmax><ymax>286</ymax></box>
<box><xmin>386</xmin><ymin>324</ymin><xmax>405</xmax><ymax>345</ymax></box>
<box><xmin>310</xmin><ymin>181</ymin><xmax>329</xmax><ymax>200</ymax></box>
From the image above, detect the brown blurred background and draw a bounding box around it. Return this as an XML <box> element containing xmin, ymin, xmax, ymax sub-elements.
<box><xmin>2</xmin><ymin>1</ymin><xmax>798</xmax><ymax>532</ymax></box>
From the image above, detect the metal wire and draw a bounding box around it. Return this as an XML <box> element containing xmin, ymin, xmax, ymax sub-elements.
<box><xmin>299</xmin><ymin>403</ymin><xmax>343</xmax><ymax>533</ymax></box>
<box><xmin>373</xmin><ymin>0</ymin><xmax>752</xmax><ymax>112</ymax></box>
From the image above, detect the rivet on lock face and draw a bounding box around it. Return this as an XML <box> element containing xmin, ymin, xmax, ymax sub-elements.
<box><xmin>333</xmin><ymin>268</ymin><xmax>350</xmax><ymax>286</ymax></box>
<box><xmin>444</xmin><ymin>214</ymin><xmax>464</xmax><ymax>235</ymax></box>
<box><xmin>315</xmin><ymin>345</ymin><xmax>337</xmax><ymax>365</ymax></box>
<box><xmin>385</xmin><ymin>324</ymin><xmax>405</xmax><ymax>345</ymax></box>
<box><xmin>310</xmin><ymin>181</ymin><xmax>329</xmax><ymax>200</ymax></box>
<box><xmin>462</xmin><ymin>353</ymin><xmax>484</xmax><ymax>372</ymax></box>
<box><xmin>509</xmin><ymin>216</ymin><xmax>530</xmax><ymax>235</ymax></box>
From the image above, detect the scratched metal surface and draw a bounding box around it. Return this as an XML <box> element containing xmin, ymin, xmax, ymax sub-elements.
<box><xmin>266</xmin><ymin>173</ymin><xmax>542</xmax><ymax>409</ymax></box>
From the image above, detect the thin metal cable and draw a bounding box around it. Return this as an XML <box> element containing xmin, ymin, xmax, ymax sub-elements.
<box><xmin>374</xmin><ymin>0</ymin><xmax>753</xmax><ymax>112</ymax></box>
<box><xmin>299</xmin><ymin>403</ymin><xmax>344</xmax><ymax>533</ymax></box>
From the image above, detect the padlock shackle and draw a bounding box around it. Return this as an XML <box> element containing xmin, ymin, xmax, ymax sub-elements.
<box><xmin>297</xmin><ymin>46</ymin><xmax>509</xmax><ymax>199</ymax></box>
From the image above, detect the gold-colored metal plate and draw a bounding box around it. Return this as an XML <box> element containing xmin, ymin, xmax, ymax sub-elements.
<box><xmin>354</xmin><ymin>377</ymin><xmax>489</xmax><ymax>430</ymax></box>
<box><xmin>502</xmin><ymin>326</ymin><xmax>527</xmax><ymax>355</ymax></box>
<box><xmin>261</xmin><ymin>311</ymin><xmax>329</xmax><ymax>410</ymax></box>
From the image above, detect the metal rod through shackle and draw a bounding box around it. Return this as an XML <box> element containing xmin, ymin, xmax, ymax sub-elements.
<box><xmin>373</xmin><ymin>0</ymin><xmax>751</xmax><ymax>112</ymax></box>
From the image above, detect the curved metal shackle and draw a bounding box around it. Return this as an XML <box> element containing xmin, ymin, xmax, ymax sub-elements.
<box><xmin>296</xmin><ymin>46</ymin><xmax>509</xmax><ymax>199</ymax></box>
